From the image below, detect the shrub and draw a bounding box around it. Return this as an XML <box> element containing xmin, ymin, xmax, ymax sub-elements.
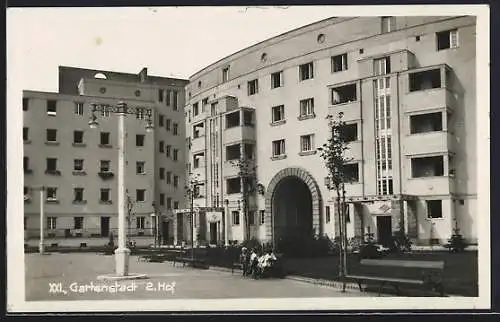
<box><xmin>390</xmin><ymin>229</ymin><xmax>413</xmax><ymax>253</ymax></box>
<box><xmin>446</xmin><ymin>227</ymin><xmax>468</xmax><ymax>252</ymax></box>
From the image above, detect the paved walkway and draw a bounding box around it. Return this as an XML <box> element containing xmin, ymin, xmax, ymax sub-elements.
<box><xmin>25</xmin><ymin>253</ymin><xmax>378</xmax><ymax>301</ymax></box>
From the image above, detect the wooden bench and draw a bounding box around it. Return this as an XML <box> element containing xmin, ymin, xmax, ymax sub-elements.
<box><xmin>231</xmin><ymin>262</ymin><xmax>244</xmax><ymax>275</ymax></box>
<box><xmin>343</xmin><ymin>259</ymin><xmax>445</xmax><ymax>296</ymax></box>
<box><xmin>172</xmin><ymin>249</ymin><xmax>208</xmax><ymax>268</ymax></box>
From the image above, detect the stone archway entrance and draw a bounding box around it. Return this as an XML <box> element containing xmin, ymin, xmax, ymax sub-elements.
<box><xmin>264</xmin><ymin>168</ymin><xmax>322</xmax><ymax>251</ymax></box>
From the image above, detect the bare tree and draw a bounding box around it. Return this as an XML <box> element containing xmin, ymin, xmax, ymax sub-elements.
<box><xmin>318</xmin><ymin>112</ymin><xmax>353</xmax><ymax>278</ymax></box>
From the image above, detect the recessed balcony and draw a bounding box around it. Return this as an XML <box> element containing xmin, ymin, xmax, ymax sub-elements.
<box><xmin>403</xmin><ymin>131</ymin><xmax>455</xmax><ymax>156</ymax></box>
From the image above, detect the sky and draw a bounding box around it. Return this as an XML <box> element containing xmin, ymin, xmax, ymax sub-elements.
<box><xmin>7</xmin><ymin>6</ymin><xmax>352</xmax><ymax>92</ymax></box>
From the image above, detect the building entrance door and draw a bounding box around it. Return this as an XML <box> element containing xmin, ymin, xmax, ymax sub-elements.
<box><xmin>209</xmin><ymin>222</ymin><xmax>218</xmax><ymax>244</ymax></box>
<box><xmin>101</xmin><ymin>217</ymin><xmax>110</xmax><ymax>237</ymax></box>
<box><xmin>162</xmin><ymin>221</ymin><xmax>170</xmax><ymax>245</ymax></box>
<box><xmin>376</xmin><ymin>215</ymin><xmax>392</xmax><ymax>247</ymax></box>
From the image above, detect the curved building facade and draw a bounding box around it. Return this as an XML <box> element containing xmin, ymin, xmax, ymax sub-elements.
<box><xmin>181</xmin><ymin>16</ymin><xmax>477</xmax><ymax>247</ymax></box>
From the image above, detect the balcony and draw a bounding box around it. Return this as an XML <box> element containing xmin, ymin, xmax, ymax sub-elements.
<box><xmin>224</xmin><ymin>124</ymin><xmax>255</xmax><ymax>143</ymax></box>
<box><xmin>405</xmin><ymin>176</ymin><xmax>454</xmax><ymax>196</ymax></box>
<box><xmin>190</xmin><ymin>136</ymin><xmax>205</xmax><ymax>152</ymax></box>
<box><xmin>403</xmin><ymin>87</ymin><xmax>456</xmax><ymax>114</ymax></box>
<box><xmin>403</xmin><ymin>131</ymin><xmax>455</xmax><ymax>156</ymax></box>
<box><xmin>24</xmin><ymin>168</ymin><xmax>33</xmax><ymax>175</ymax></box>
<box><xmin>328</xmin><ymin>100</ymin><xmax>361</xmax><ymax>121</ymax></box>
<box><xmin>98</xmin><ymin>171</ymin><xmax>114</xmax><ymax>180</ymax></box>
<box><xmin>45</xmin><ymin>169</ymin><xmax>61</xmax><ymax>176</ymax></box>
<box><xmin>344</xmin><ymin>141</ymin><xmax>363</xmax><ymax>161</ymax></box>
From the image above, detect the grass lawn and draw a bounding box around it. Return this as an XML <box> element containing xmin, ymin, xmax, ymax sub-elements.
<box><xmin>282</xmin><ymin>251</ymin><xmax>478</xmax><ymax>297</ymax></box>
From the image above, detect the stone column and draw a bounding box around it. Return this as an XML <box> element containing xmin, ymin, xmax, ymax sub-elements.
<box><xmin>173</xmin><ymin>213</ymin><xmax>178</xmax><ymax>246</ymax></box>
<box><xmin>391</xmin><ymin>199</ymin><xmax>404</xmax><ymax>233</ymax></box>
<box><xmin>406</xmin><ymin>200</ymin><xmax>418</xmax><ymax>240</ymax></box>
<box><xmin>353</xmin><ymin>203</ymin><xmax>364</xmax><ymax>238</ymax></box>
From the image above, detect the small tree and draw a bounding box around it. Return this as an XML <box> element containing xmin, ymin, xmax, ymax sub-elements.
<box><xmin>318</xmin><ymin>112</ymin><xmax>353</xmax><ymax>277</ymax></box>
<box><xmin>230</xmin><ymin>158</ymin><xmax>259</xmax><ymax>242</ymax></box>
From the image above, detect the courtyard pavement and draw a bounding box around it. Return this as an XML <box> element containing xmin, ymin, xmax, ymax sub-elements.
<box><xmin>25</xmin><ymin>253</ymin><xmax>379</xmax><ymax>301</ymax></box>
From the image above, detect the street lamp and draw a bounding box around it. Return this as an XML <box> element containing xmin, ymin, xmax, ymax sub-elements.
<box><xmin>185</xmin><ymin>173</ymin><xmax>201</xmax><ymax>263</ymax></box>
<box><xmin>89</xmin><ymin>102</ymin><xmax>153</xmax><ymax>276</ymax></box>
<box><xmin>151</xmin><ymin>202</ymin><xmax>160</xmax><ymax>248</ymax></box>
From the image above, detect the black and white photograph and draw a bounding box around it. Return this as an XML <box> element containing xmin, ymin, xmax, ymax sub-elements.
<box><xmin>6</xmin><ymin>5</ymin><xmax>490</xmax><ymax>312</ymax></box>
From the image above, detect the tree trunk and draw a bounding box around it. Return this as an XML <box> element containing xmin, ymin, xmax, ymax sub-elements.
<box><xmin>336</xmin><ymin>187</ymin><xmax>344</xmax><ymax>279</ymax></box>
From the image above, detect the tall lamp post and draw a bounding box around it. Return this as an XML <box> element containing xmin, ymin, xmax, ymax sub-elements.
<box><xmin>30</xmin><ymin>186</ymin><xmax>45</xmax><ymax>254</ymax></box>
<box><xmin>185</xmin><ymin>173</ymin><xmax>201</xmax><ymax>262</ymax></box>
<box><xmin>151</xmin><ymin>202</ymin><xmax>160</xmax><ymax>248</ymax></box>
<box><xmin>89</xmin><ymin>102</ymin><xmax>153</xmax><ymax>276</ymax></box>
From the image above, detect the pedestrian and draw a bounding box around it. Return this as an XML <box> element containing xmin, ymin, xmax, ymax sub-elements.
<box><xmin>240</xmin><ymin>247</ymin><xmax>249</xmax><ymax>277</ymax></box>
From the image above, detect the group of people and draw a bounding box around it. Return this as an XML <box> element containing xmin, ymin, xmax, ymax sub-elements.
<box><xmin>239</xmin><ymin>247</ymin><xmax>278</xmax><ymax>279</ymax></box>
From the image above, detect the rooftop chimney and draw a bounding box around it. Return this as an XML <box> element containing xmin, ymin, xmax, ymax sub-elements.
<box><xmin>139</xmin><ymin>67</ymin><xmax>148</xmax><ymax>83</ymax></box>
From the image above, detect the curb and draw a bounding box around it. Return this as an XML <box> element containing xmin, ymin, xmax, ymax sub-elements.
<box><xmin>207</xmin><ymin>265</ymin><xmax>361</xmax><ymax>292</ymax></box>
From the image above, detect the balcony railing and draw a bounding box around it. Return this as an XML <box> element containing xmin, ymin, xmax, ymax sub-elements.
<box><xmin>98</xmin><ymin>171</ymin><xmax>114</xmax><ymax>180</ymax></box>
<box><xmin>45</xmin><ymin>169</ymin><xmax>61</xmax><ymax>176</ymax></box>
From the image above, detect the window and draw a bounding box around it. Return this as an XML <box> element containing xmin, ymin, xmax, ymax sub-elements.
<box><xmin>299</xmin><ymin>98</ymin><xmax>315</xmax><ymax>117</ymax></box>
<box><xmin>46</xmin><ymin>158</ymin><xmax>57</xmax><ymax>172</ymax></box>
<box><xmin>101</xmin><ymin>106</ymin><xmax>111</xmax><ymax>117</ymax></box>
<box><xmin>174</xmin><ymin>201</ymin><xmax>179</xmax><ymax>209</ymax></box>
<box><xmin>100</xmin><ymin>160</ymin><xmax>110</xmax><ymax>172</ymax></box>
<box><xmin>136</xmin><ymin>189</ymin><xmax>146</xmax><ymax>202</ymax></box>
<box><xmin>159</xmin><ymin>141</ymin><xmax>164</xmax><ymax>153</ymax></box>
<box><xmin>73</xmin><ymin>131</ymin><xmax>84</xmax><ymax>144</ymax></box>
<box><xmin>193</xmin><ymin>103</ymin><xmax>199</xmax><ymax>116</ymax></box>
<box><xmin>173</xmin><ymin>149</ymin><xmax>178</xmax><ymax>161</ymax></box>
<box><xmin>409</xmin><ymin>69</ymin><xmax>441</xmax><ymax>92</ymax></box>
<box><xmin>272</xmin><ymin>139</ymin><xmax>286</xmax><ymax>157</ymax></box>
<box><xmin>47</xmin><ymin>100</ymin><xmax>57</xmax><ymax>116</ymax></box>
<box><xmin>410</xmin><ymin>113</ymin><xmax>443</xmax><ymax>134</ymax></box>
<box><xmin>226</xmin><ymin>144</ymin><xmax>241</xmax><ymax>161</ymax></box>
<box><xmin>227</xmin><ymin>178</ymin><xmax>241</xmax><ymax>194</ymax></box>
<box><xmin>159</xmin><ymin>114</ymin><xmax>164</xmax><ymax>127</ymax></box>
<box><xmin>136</xmin><ymin>134</ymin><xmax>145</xmax><ymax>147</ymax></box>
<box><xmin>173</xmin><ymin>123</ymin><xmax>178</xmax><ymax>135</ymax></box>
<box><xmin>74</xmin><ymin>188</ymin><xmax>84</xmax><ymax>202</ymax></box>
<box><xmin>193</xmin><ymin>152</ymin><xmax>204</xmax><ymax>168</ymax></box>
<box><xmin>166</xmin><ymin>145</ymin><xmax>172</xmax><ymax>157</ymax></box>
<box><xmin>272</xmin><ymin>105</ymin><xmax>285</xmax><ymax>123</ymax></box>
<box><xmin>74</xmin><ymin>159</ymin><xmax>84</xmax><ymax>171</ymax></box>
<box><xmin>136</xmin><ymin>162</ymin><xmax>145</xmax><ymax>174</ymax></box>
<box><xmin>244</xmin><ymin>144</ymin><xmax>254</xmax><ymax>160</ymax></box>
<box><xmin>202</xmin><ymin>98</ymin><xmax>208</xmax><ymax>112</ymax></box>
<box><xmin>326</xmin><ymin>206</ymin><xmax>331</xmax><ymax>223</ymax></box>
<box><xmin>331</xmin><ymin>84</ymin><xmax>357</xmax><ymax>105</ymax></box>
<box><xmin>411</xmin><ymin>156</ymin><xmax>444</xmax><ymax>178</ymax></box>
<box><xmin>299</xmin><ymin>62</ymin><xmax>314</xmax><ymax>81</ymax></box>
<box><xmin>167</xmin><ymin>197</ymin><xmax>172</xmax><ymax>209</ymax></box>
<box><xmin>46</xmin><ymin>187</ymin><xmax>57</xmax><ymax>201</ymax></box>
<box><xmin>172</xmin><ymin>91</ymin><xmax>178</xmax><ymax>110</ymax></box>
<box><xmin>381</xmin><ymin>16</ymin><xmax>395</xmax><ymax>33</ymax></box>
<box><xmin>23</xmin><ymin>98</ymin><xmax>29</xmax><ymax>111</ymax></box>
<box><xmin>332</xmin><ymin>53</ymin><xmax>348</xmax><ymax>73</ymax></box>
<box><xmin>222</xmin><ymin>66</ymin><xmax>230</xmax><ymax>82</ymax></box>
<box><xmin>166</xmin><ymin>90</ymin><xmax>171</xmax><ymax>106</ymax></box>
<box><xmin>300</xmin><ymin>135</ymin><xmax>314</xmax><ymax>152</ymax></box>
<box><xmin>211</xmin><ymin>102</ymin><xmax>218</xmax><ymax>116</ymax></box>
<box><xmin>158</xmin><ymin>89</ymin><xmax>164</xmax><ymax>102</ymax></box>
<box><xmin>46</xmin><ymin>129</ymin><xmax>57</xmax><ymax>142</ymax></box>
<box><xmin>437</xmin><ymin>29</ymin><xmax>458</xmax><ymax>51</ymax></box>
<box><xmin>159</xmin><ymin>193</ymin><xmax>165</xmax><ymax>206</ymax></box>
<box><xmin>173</xmin><ymin>175</ymin><xmax>179</xmax><ymax>188</ymax></box>
<box><xmin>427</xmin><ymin>200</ymin><xmax>443</xmax><ymax>219</ymax></box>
<box><xmin>23</xmin><ymin>157</ymin><xmax>29</xmax><ymax>170</ymax></box>
<box><xmin>100</xmin><ymin>189</ymin><xmax>110</xmax><ymax>202</ymax></box>
<box><xmin>166</xmin><ymin>171</ymin><xmax>172</xmax><ymax>184</ymax></box>
<box><xmin>226</xmin><ymin>111</ymin><xmax>240</xmax><ymax>128</ymax></box>
<box><xmin>232</xmin><ymin>211</ymin><xmax>240</xmax><ymax>225</ymax></box>
<box><xmin>23</xmin><ymin>127</ymin><xmax>29</xmax><ymax>141</ymax></box>
<box><xmin>136</xmin><ymin>216</ymin><xmax>145</xmax><ymax>229</ymax></box>
<box><xmin>243</xmin><ymin>110</ymin><xmax>254</xmax><ymax>126</ymax></box>
<box><xmin>343</xmin><ymin>163</ymin><xmax>360</xmax><ymax>182</ymax></box>
<box><xmin>271</xmin><ymin>71</ymin><xmax>284</xmax><ymax>89</ymax></box>
<box><xmin>341</xmin><ymin>123</ymin><xmax>358</xmax><ymax>142</ymax></box>
<box><xmin>74</xmin><ymin>217</ymin><xmax>84</xmax><ymax>229</ymax></box>
<box><xmin>260</xmin><ymin>210</ymin><xmax>265</xmax><ymax>225</ymax></box>
<box><xmin>249</xmin><ymin>211</ymin><xmax>255</xmax><ymax>225</ymax></box>
<box><xmin>100</xmin><ymin>132</ymin><xmax>110</xmax><ymax>145</ymax></box>
<box><xmin>193</xmin><ymin>123</ymin><xmax>204</xmax><ymax>139</ymax></box>
<box><xmin>75</xmin><ymin>102</ymin><xmax>84</xmax><ymax>115</ymax></box>
<box><xmin>47</xmin><ymin>217</ymin><xmax>57</xmax><ymax>229</ymax></box>
<box><xmin>166</xmin><ymin>119</ymin><xmax>171</xmax><ymax>131</ymax></box>
<box><xmin>374</xmin><ymin>57</ymin><xmax>391</xmax><ymax>75</ymax></box>
<box><xmin>159</xmin><ymin>167</ymin><xmax>165</xmax><ymax>180</ymax></box>
<box><xmin>247</xmin><ymin>79</ymin><xmax>259</xmax><ymax>95</ymax></box>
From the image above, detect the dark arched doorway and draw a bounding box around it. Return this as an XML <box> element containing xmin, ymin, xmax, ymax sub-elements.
<box><xmin>263</xmin><ymin>167</ymin><xmax>322</xmax><ymax>255</ymax></box>
<box><xmin>272</xmin><ymin>176</ymin><xmax>313</xmax><ymax>248</ymax></box>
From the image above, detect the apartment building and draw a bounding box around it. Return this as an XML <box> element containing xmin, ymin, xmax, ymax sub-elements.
<box><xmin>23</xmin><ymin>66</ymin><xmax>188</xmax><ymax>243</ymax></box>
<box><xmin>182</xmin><ymin>16</ymin><xmax>477</xmax><ymax>247</ymax></box>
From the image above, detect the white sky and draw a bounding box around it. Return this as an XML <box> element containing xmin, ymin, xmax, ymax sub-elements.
<box><xmin>7</xmin><ymin>6</ymin><xmax>352</xmax><ymax>92</ymax></box>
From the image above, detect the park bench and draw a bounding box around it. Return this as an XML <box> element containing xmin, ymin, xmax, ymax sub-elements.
<box><xmin>342</xmin><ymin>259</ymin><xmax>445</xmax><ymax>296</ymax></box>
<box><xmin>231</xmin><ymin>261</ymin><xmax>244</xmax><ymax>275</ymax></box>
<box><xmin>172</xmin><ymin>249</ymin><xmax>208</xmax><ymax>269</ymax></box>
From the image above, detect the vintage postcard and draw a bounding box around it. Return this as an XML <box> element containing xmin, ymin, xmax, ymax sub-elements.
<box><xmin>6</xmin><ymin>5</ymin><xmax>490</xmax><ymax>312</ymax></box>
